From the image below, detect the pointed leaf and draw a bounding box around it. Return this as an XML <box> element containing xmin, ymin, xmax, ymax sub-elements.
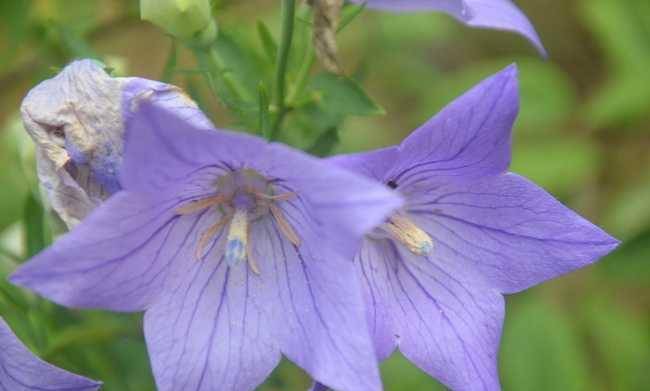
<box><xmin>309</xmin><ymin>72</ymin><xmax>384</xmax><ymax>117</ymax></box>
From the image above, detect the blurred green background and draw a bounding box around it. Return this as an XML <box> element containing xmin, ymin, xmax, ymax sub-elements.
<box><xmin>1</xmin><ymin>0</ymin><xmax>649</xmax><ymax>390</ymax></box>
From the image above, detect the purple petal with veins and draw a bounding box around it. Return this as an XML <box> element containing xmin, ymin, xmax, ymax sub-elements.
<box><xmin>350</xmin><ymin>0</ymin><xmax>546</xmax><ymax>55</ymax></box>
<box><xmin>319</xmin><ymin>64</ymin><xmax>618</xmax><ymax>391</ymax></box>
<box><xmin>11</xmin><ymin>79</ymin><xmax>402</xmax><ymax>391</ymax></box>
<box><xmin>0</xmin><ymin>317</ymin><xmax>101</xmax><ymax>391</ymax></box>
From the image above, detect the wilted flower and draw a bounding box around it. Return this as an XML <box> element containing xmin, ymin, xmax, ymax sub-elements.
<box><xmin>11</xmin><ymin>80</ymin><xmax>402</xmax><ymax>390</ymax></box>
<box><xmin>314</xmin><ymin>65</ymin><xmax>617</xmax><ymax>390</ymax></box>
<box><xmin>308</xmin><ymin>0</ymin><xmax>344</xmax><ymax>73</ymax></box>
<box><xmin>0</xmin><ymin>316</ymin><xmax>101</xmax><ymax>390</ymax></box>
<box><xmin>351</xmin><ymin>0</ymin><xmax>546</xmax><ymax>55</ymax></box>
<box><xmin>21</xmin><ymin>59</ymin><xmax>201</xmax><ymax>227</ymax></box>
<box><xmin>140</xmin><ymin>0</ymin><xmax>217</xmax><ymax>44</ymax></box>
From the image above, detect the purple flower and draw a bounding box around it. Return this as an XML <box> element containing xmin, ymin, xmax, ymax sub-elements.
<box><xmin>21</xmin><ymin>59</ymin><xmax>202</xmax><ymax>227</ymax></box>
<box><xmin>0</xmin><ymin>316</ymin><xmax>101</xmax><ymax>390</ymax></box>
<box><xmin>11</xmin><ymin>79</ymin><xmax>402</xmax><ymax>391</ymax></box>
<box><xmin>350</xmin><ymin>0</ymin><xmax>546</xmax><ymax>55</ymax></box>
<box><xmin>316</xmin><ymin>65</ymin><xmax>618</xmax><ymax>390</ymax></box>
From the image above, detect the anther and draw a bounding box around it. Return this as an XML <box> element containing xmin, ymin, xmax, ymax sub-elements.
<box><xmin>384</xmin><ymin>215</ymin><xmax>433</xmax><ymax>256</ymax></box>
<box><xmin>176</xmin><ymin>194</ymin><xmax>227</xmax><ymax>215</ymax></box>
<box><xmin>269</xmin><ymin>203</ymin><xmax>301</xmax><ymax>247</ymax></box>
<box><xmin>246</xmin><ymin>225</ymin><xmax>261</xmax><ymax>275</ymax></box>
<box><xmin>195</xmin><ymin>211</ymin><xmax>232</xmax><ymax>260</ymax></box>
<box><xmin>254</xmin><ymin>191</ymin><xmax>296</xmax><ymax>202</ymax></box>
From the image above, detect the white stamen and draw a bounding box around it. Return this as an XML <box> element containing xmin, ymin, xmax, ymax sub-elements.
<box><xmin>384</xmin><ymin>215</ymin><xmax>433</xmax><ymax>256</ymax></box>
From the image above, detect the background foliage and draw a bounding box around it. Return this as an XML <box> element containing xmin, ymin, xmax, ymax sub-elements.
<box><xmin>0</xmin><ymin>0</ymin><xmax>649</xmax><ymax>390</ymax></box>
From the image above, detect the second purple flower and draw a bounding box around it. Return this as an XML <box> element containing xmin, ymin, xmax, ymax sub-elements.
<box><xmin>317</xmin><ymin>65</ymin><xmax>618</xmax><ymax>390</ymax></box>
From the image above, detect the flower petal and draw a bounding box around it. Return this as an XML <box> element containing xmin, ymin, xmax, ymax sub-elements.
<box><xmin>325</xmin><ymin>146</ymin><xmax>398</xmax><ymax>182</ymax></box>
<box><xmin>120</xmin><ymin>78</ymin><xmax>230</xmax><ymax>193</ymax></box>
<box><xmin>353</xmin><ymin>0</ymin><xmax>546</xmax><ymax>55</ymax></box>
<box><xmin>363</xmin><ymin>240</ymin><xmax>504</xmax><ymax>390</ymax></box>
<box><xmin>10</xmin><ymin>191</ymin><xmax>187</xmax><ymax>311</ymax></box>
<box><xmin>0</xmin><ymin>317</ymin><xmax>101</xmax><ymax>391</ymax></box>
<box><xmin>122</xmin><ymin>99</ymin><xmax>402</xmax><ymax>256</ymax></box>
<box><xmin>251</xmin><ymin>215</ymin><xmax>383</xmax><ymax>391</ymax></box>
<box><xmin>144</xmin><ymin>240</ymin><xmax>281</xmax><ymax>391</ymax></box>
<box><xmin>358</xmin><ymin>240</ymin><xmax>400</xmax><ymax>361</ymax></box>
<box><xmin>144</xmin><ymin>198</ymin><xmax>385</xmax><ymax>391</ymax></box>
<box><xmin>387</xmin><ymin>65</ymin><xmax>518</xmax><ymax>187</ymax></box>
<box><xmin>461</xmin><ymin>0</ymin><xmax>546</xmax><ymax>56</ymax></box>
<box><xmin>308</xmin><ymin>382</ymin><xmax>330</xmax><ymax>391</ymax></box>
<box><xmin>408</xmin><ymin>172</ymin><xmax>619</xmax><ymax>293</ymax></box>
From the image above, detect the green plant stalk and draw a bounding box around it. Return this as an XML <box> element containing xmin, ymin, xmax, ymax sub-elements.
<box><xmin>287</xmin><ymin>48</ymin><xmax>315</xmax><ymax>105</ymax></box>
<box><xmin>270</xmin><ymin>0</ymin><xmax>296</xmax><ymax>140</ymax></box>
<box><xmin>161</xmin><ymin>39</ymin><xmax>178</xmax><ymax>83</ymax></box>
<box><xmin>193</xmin><ymin>44</ymin><xmax>251</xmax><ymax>107</ymax></box>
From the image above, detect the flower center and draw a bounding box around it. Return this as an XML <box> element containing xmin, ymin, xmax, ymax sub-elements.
<box><xmin>175</xmin><ymin>168</ymin><xmax>299</xmax><ymax>274</ymax></box>
<box><xmin>382</xmin><ymin>214</ymin><xmax>433</xmax><ymax>256</ymax></box>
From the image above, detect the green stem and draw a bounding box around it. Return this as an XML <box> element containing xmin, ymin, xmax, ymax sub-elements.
<box><xmin>270</xmin><ymin>0</ymin><xmax>296</xmax><ymax>140</ymax></box>
<box><xmin>206</xmin><ymin>45</ymin><xmax>251</xmax><ymax>103</ymax></box>
<box><xmin>161</xmin><ymin>38</ymin><xmax>178</xmax><ymax>83</ymax></box>
<box><xmin>287</xmin><ymin>49</ymin><xmax>314</xmax><ymax>104</ymax></box>
<box><xmin>192</xmin><ymin>43</ymin><xmax>252</xmax><ymax>111</ymax></box>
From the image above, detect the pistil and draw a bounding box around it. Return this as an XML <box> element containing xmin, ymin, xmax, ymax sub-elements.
<box><xmin>225</xmin><ymin>208</ymin><xmax>248</xmax><ymax>267</ymax></box>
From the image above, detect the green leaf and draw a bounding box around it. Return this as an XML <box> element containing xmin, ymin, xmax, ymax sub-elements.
<box><xmin>582</xmin><ymin>73</ymin><xmax>650</xmax><ymax>129</ymax></box>
<box><xmin>420</xmin><ymin>59</ymin><xmax>577</xmax><ymax>132</ymax></box>
<box><xmin>259</xmin><ymin>359</ymin><xmax>310</xmax><ymax>390</ymax></box>
<box><xmin>596</xmin><ymin>226</ymin><xmax>650</xmax><ymax>283</ymax></box>
<box><xmin>0</xmin><ymin>0</ymin><xmax>31</xmax><ymax>67</ymax></box>
<box><xmin>308</xmin><ymin>72</ymin><xmax>384</xmax><ymax>117</ymax></box>
<box><xmin>580</xmin><ymin>0</ymin><xmax>650</xmax><ymax>72</ymax></box>
<box><xmin>307</xmin><ymin>128</ymin><xmax>339</xmax><ymax>157</ymax></box>
<box><xmin>583</xmin><ymin>296</ymin><xmax>650</xmax><ymax>390</ymax></box>
<box><xmin>579</xmin><ymin>0</ymin><xmax>650</xmax><ymax>127</ymax></box>
<box><xmin>603</xmin><ymin>172</ymin><xmax>650</xmax><ymax>239</ymax></box>
<box><xmin>257</xmin><ymin>20</ymin><xmax>278</xmax><ymax>64</ymax></box>
<box><xmin>338</xmin><ymin>2</ymin><xmax>367</xmax><ymax>33</ymax></box>
<box><xmin>501</xmin><ymin>300</ymin><xmax>592</xmax><ymax>391</ymax></box>
<box><xmin>381</xmin><ymin>352</ymin><xmax>445</xmax><ymax>391</ymax></box>
<box><xmin>43</xmin><ymin>318</ymin><xmax>133</xmax><ymax>361</ymax></box>
<box><xmin>511</xmin><ymin>137</ymin><xmax>599</xmax><ymax>196</ymax></box>
<box><xmin>213</xmin><ymin>32</ymin><xmax>269</xmax><ymax>100</ymax></box>
<box><xmin>23</xmin><ymin>191</ymin><xmax>49</xmax><ymax>258</ymax></box>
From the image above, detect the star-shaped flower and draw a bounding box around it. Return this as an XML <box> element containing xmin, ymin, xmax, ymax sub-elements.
<box><xmin>11</xmin><ymin>80</ymin><xmax>402</xmax><ymax>391</ymax></box>
<box><xmin>0</xmin><ymin>316</ymin><xmax>101</xmax><ymax>390</ymax></box>
<box><xmin>316</xmin><ymin>65</ymin><xmax>617</xmax><ymax>390</ymax></box>
<box><xmin>350</xmin><ymin>0</ymin><xmax>546</xmax><ymax>55</ymax></box>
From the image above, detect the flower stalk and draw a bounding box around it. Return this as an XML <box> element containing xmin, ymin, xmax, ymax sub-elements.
<box><xmin>271</xmin><ymin>0</ymin><xmax>296</xmax><ymax>140</ymax></box>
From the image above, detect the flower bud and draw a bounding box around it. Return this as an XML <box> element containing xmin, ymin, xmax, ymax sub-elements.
<box><xmin>140</xmin><ymin>0</ymin><xmax>216</xmax><ymax>44</ymax></box>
